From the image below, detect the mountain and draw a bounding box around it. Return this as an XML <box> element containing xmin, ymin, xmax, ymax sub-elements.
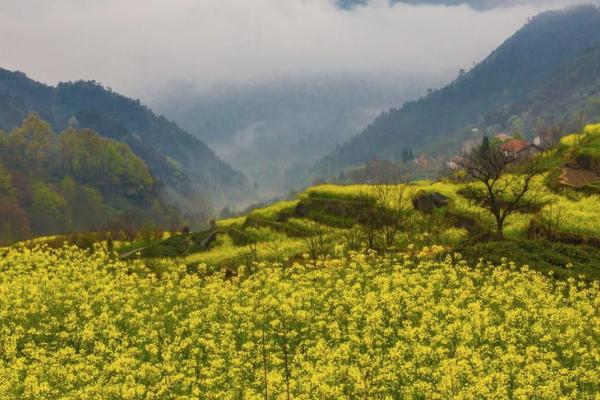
<box><xmin>315</xmin><ymin>5</ymin><xmax>600</xmax><ymax>176</ymax></box>
<box><xmin>0</xmin><ymin>69</ymin><xmax>248</xmax><ymax>209</ymax></box>
<box><xmin>153</xmin><ymin>75</ymin><xmax>435</xmax><ymax>195</ymax></box>
<box><xmin>0</xmin><ymin>114</ymin><xmax>180</xmax><ymax>244</ymax></box>
<box><xmin>482</xmin><ymin>42</ymin><xmax>600</xmax><ymax>135</ymax></box>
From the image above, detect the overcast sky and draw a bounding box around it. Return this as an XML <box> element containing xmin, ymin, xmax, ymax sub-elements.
<box><xmin>0</xmin><ymin>0</ymin><xmax>576</xmax><ymax>100</ymax></box>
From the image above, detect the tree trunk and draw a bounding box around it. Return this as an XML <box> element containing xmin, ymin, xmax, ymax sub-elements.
<box><xmin>495</xmin><ymin>216</ymin><xmax>505</xmax><ymax>240</ymax></box>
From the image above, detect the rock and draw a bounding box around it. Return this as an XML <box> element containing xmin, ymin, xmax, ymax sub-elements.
<box><xmin>412</xmin><ymin>191</ymin><xmax>449</xmax><ymax>213</ymax></box>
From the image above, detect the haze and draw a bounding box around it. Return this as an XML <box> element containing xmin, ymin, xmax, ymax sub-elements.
<box><xmin>1</xmin><ymin>0</ymin><xmax>585</xmax><ymax>196</ymax></box>
<box><xmin>0</xmin><ymin>0</ymin><xmax>563</xmax><ymax>99</ymax></box>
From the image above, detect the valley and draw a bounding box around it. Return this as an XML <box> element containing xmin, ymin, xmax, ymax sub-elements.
<box><xmin>1</xmin><ymin>2</ymin><xmax>600</xmax><ymax>398</ymax></box>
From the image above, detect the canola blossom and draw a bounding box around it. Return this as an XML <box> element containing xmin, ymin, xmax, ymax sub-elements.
<box><xmin>0</xmin><ymin>246</ymin><xmax>599</xmax><ymax>399</ymax></box>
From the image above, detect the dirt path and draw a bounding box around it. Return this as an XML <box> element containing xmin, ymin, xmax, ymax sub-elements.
<box><xmin>120</xmin><ymin>246</ymin><xmax>146</xmax><ymax>259</ymax></box>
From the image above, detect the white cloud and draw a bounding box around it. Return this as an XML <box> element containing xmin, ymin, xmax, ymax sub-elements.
<box><xmin>0</xmin><ymin>0</ymin><xmax>569</xmax><ymax>99</ymax></box>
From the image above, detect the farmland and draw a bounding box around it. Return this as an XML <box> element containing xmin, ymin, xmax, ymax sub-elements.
<box><xmin>0</xmin><ymin>246</ymin><xmax>598</xmax><ymax>399</ymax></box>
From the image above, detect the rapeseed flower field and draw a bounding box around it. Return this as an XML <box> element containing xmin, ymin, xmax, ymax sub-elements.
<box><xmin>0</xmin><ymin>246</ymin><xmax>598</xmax><ymax>399</ymax></box>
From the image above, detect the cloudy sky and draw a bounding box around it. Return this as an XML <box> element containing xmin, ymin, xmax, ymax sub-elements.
<box><xmin>0</xmin><ymin>0</ymin><xmax>576</xmax><ymax>99</ymax></box>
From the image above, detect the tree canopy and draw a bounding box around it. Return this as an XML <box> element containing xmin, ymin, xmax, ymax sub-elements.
<box><xmin>0</xmin><ymin>114</ymin><xmax>178</xmax><ymax>244</ymax></box>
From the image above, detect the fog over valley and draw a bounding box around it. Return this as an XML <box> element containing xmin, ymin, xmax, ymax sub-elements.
<box><xmin>0</xmin><ymin>0</ymin><xmax>591</xmax><ymax>197</ymax></box>
<box><xmin>1</xmin><ymin>0</ymin><xmax>551</xmax><ymax>95</ymax></box>
<box><xmin>151</xmin><ymin>74</ymin><xmax>444</xmax><ymax>194</ymax></box>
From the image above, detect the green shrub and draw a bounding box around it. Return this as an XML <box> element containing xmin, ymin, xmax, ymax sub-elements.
<box><xmin>141</xmin><ymin>230</ymin><xmax>212</xmax><ymax>258</ymax></box>
<box><xmin>458</xmin><ymin>239</ymin><xmax>600</xmax><ymax>281</ymax></box>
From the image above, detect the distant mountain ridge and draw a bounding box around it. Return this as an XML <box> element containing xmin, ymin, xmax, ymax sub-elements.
<box><xmin>482</xmin><ymin>43</ymin><xmax>600</xmax><ymax>134</ymax></box>
<box><xmin>0</xmin><ymin>114</ymin><xmax>180</xmax><ymax>244</ymax></box>
<box><xmin>154</xmin><ymin>76</ymin><xmax>428</xmax><ymax>194</ymax></box>
<box><xmin>0</xmin><ymin>69</ymin><xmax>248</xmax><ymax>207</ymax></box>
<box><xmin>315</xmin><ymin>5</ymin><xmax>600</xmax><ymax>176</ymax></box>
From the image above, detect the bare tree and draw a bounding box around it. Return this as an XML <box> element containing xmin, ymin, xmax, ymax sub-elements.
<box><xmin>458</xmin><ymin>142</ymin><xmax>544</xmax><ymax>240</ymax></box>
<box><xmin>302</xmin><ymin>223</ymin><xmax>333</xmax><ymax>266</ymax></box>
<box><xmin>343</xmin><ymin>225</ymin><xmax>363</xmax><ymax>252</ymax></box>
<box><xmin>355</xmin><ymin>178</ymin><xmax>412</xmax><ymax>253</ymax></box>
<box><xmin>357</xmin><ymin>205</ymin><xmax>383</xmax><ymax>251</ymax></box>
<box><xmin>241</xmin><ymin>240</ymin><xmax>260</xmax><ymax>273</ymax></box>
<box><xmin>372</xmin><ymin>182</ymin><xmax>411</xmax><ymax>251</ymax></box>
<box><xmin>111</xmin><ymin>212</ymin><xmax>143</xmax><ymax>242</ymax></box>
<box><xmin>535</xmin><ymin>119</ymin><xmax>563</xmax><ymax>149</ymax></box>
<box><xmin>538</xmin><ymin>204</ymin><xmax>564</xmax><ymax>239</ymax></box>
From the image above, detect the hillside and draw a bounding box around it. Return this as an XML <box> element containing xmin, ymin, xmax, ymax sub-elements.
<box><xmin>118</xmin><ymin>126</ymin><xmax>600</xmax><ymax>281</ymax></box>
<box><xmin>314</xmin><ymin>5</ymin><xmax>600</xmax><ymax>177</ymax></box>
<box><xmin>0</xmin><ymin>114</ymin><xmax>179</xmax><ymax>244</ymax></box>
<box><xmin>0</xmin><ymin>69</ymin><xmax>248</xmax><ymax>207</ymax></box>
<box><xmin>482</xmin><ymin>42</ymin><xmax>600</xmax><ymax>135</ymax></box>
<box><xmin>3</xmin><ymin>125</ymin><xmax>600</xmax><ymax>397</ymax></box>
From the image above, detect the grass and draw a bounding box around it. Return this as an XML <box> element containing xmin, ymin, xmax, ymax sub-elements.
<box><xmin>190</xmin><ymin>164</ymin><xmax>600</xmax><ymax>273</ymax></box>
<box><xmin>140</xmin><ymin>230</ymin><xmax>213</xmax><ymax>258</ymax></box>
<box><xmin>216</xmin><ymin>216</ymin><xmax>246</xmax><ymax>229</ymax></box>
<box><xmin>247</xmin><ymin>200</ymin><xmax>299</xmax><ymax>220</ymax></box>
<box><xmin>184</xmin><ymin>234</ymin><xmax>305</xmax><ymax>273</ymax></box>
<box><xmin>538</xmin><ymin>195</ymin><xmax>600</xmax><ymax>238</ymax></box>
<box><xmin>304</xmin><ymin>184</ymin><xmax>375</xmax><ymax>200</ymax></box>
<box><xmin>458</xmin><ymin>239</ymin><xmax>600</xmax><ymax>281</ymax></box>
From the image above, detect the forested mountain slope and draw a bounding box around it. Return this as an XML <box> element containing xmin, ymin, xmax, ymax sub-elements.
<box><xmin>482</xmin><ymin>43</ymin><xmax>600</xmax><ymax>134</ymax></box>
<box><xmin>0</xmin><ymin>114</ymin><xmax>179</xmax><ymax>244</ymax></box>
<box><xmin>315</xmin><ymin>5</ymin><xmax>600</xmax><ymax>176</ymax></box>
<box><xmin>0</xmin><ymin>70</ymin><xmax>248</xmax><ymax>205</ymax></box>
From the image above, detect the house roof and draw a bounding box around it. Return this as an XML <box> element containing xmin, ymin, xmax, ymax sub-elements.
<box><xmin>559</xmin><ymin>167</ymin><xmax>600</xmax><ymax>188</ymax></box>
<box><xmin>495</xmin><ymin>133</ymin><xmax>512</xmax><ymax>141</ymax></box>
<box><xmin>501</xmin><ymin>139</ymin><xmax>530</xmax><ymax>153</ymax></box>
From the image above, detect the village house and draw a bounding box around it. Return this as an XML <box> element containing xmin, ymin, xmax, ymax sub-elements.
<box><xmin>501</xmin><ymin>139</ymin><xmax>543</xmax><ymax>158</ymax></box>
<box><xmin>446</xmin><ymin>156</ymin><xmax>463</xmax><ymax>170</ymax></box>
<box><xmin>532</xmin><ymin>135</ymin><xmax>555</xmax><ymax>149</ymax></box>
<box><xmin>495</xmin><ymin>133</ymin><xmax>512</xmax><ymax>142</ymax></box>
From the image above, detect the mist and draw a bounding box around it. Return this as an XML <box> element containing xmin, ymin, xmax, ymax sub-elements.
<box><xmin>0</xmin><ymin>0</ymin><xmax>582</xmax><ymax>196</ymax></box>
<box><xmin>0</xmin><ymin>0</ymin><xmax>562</xmax><ymax>99</ymax></box>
